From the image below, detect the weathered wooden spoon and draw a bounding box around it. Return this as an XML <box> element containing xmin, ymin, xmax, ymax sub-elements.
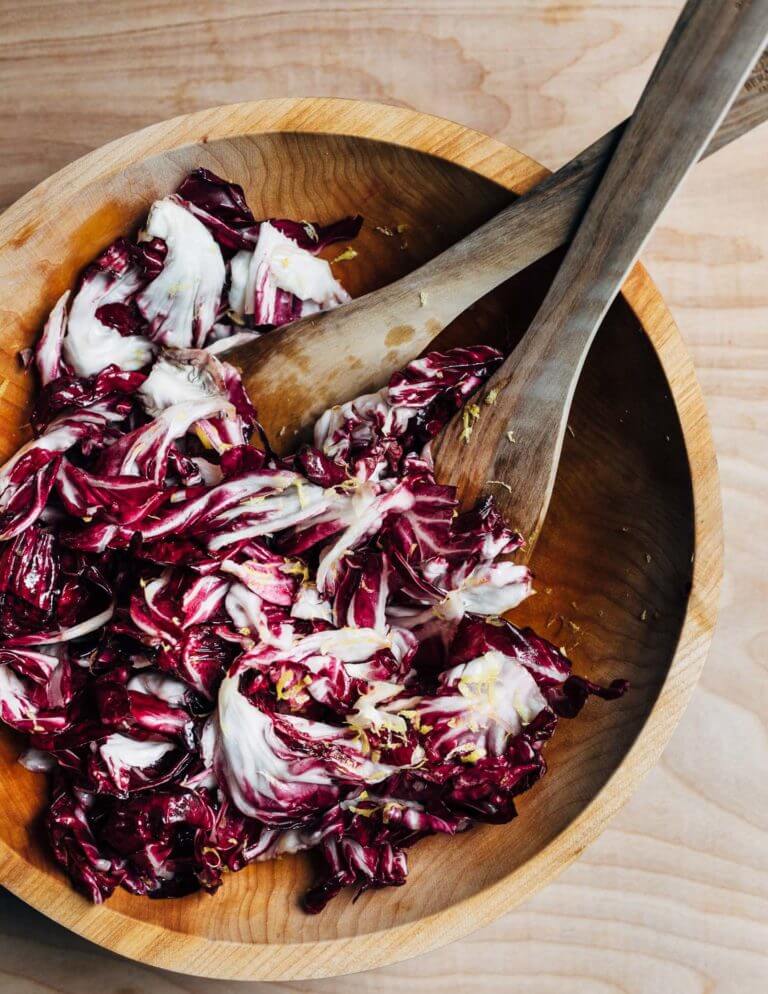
<box><xmin>229</xmin><ymin>44</ymin><xmax>768</xmax><ymax>453</ymax></box>
<box><xmin>431</xmin><ymin>0</ymin><xmax>768</xmax><ymax>547</ymax></box>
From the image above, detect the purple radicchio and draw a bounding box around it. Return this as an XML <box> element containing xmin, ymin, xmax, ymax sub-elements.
<box><xmin>0</xmin><ymin>169</ymin><xmax>625</xmax><ymax>915</ymax></box>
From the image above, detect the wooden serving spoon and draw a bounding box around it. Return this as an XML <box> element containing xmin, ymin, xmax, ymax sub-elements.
<box><xmin>431</xmin><ymin>0</ymin><xmax>768</xmax><ymax>547</ymax></box>
<box><xmin>229</xmin><ymin>43</ymin><xmax>768</xmax><ymax>455</ymax></box>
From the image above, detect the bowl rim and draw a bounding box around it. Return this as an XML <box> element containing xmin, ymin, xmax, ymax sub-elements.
<box><xmin>0</xmin><ymin>96</ymin><xmax>723</xmax><ymax>981</ymax></box>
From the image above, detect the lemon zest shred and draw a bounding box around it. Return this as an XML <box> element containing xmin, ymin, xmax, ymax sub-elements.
<box><xmin>294</xmin><ymin>479</ymin><xmax>308</xmax><ymax>509</ymax></box>
<box><xmin>460</xmin><ymin>748</ymin><xmax>486</xmax><ymax>764</ymax></box>
<box><xmin>276</xmin><ymin>669</ymin><xmax>299</xmax><ymax>701</ymax></box>
<box><xmin>332</xmin><ymin>246</ymin><xmax>358</xmax><ymax>263</ymax></box>
<box><xmin>282</xmin><ymin>559</ymin><xmax>310</xmax><ymax>582</ymax></box>
<box><xmin>194</xmin><ymin>425</ymin><xmax>214</xmax><ymax>450</ymax></box>
<box><xmin>460</xmin><ymin>403</ymin><xmax>481</xmax><ymax>444</ymax></box>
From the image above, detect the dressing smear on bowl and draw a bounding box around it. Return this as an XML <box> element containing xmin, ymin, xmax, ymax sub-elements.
<box><xmin>0</xmin><ymin>170</ymin><xmax>625</xmax><ymax>911</ymax></box>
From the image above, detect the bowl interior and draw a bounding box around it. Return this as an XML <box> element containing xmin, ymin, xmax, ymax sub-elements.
<box><xmin>0</xmin><ymin>131</ymin><xmax>693</xmax><ymax>948</ymax></box>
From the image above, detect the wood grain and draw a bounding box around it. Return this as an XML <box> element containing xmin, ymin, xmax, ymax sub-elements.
<box><xmin>230</xmin><ymin>49</ymin><xmax>768</xmax><ymax>453</ymax></box>
<box><xmin>0</xmin><ymin>2</ymin><xmax>765</xmax><ymax>992</ymax></box>
<box><xmin>433</xmin><ymin>0</ymin><xmax>768</xmax><ymax>542</ymax></box>
<box><xmin>0</xmin><ymin>94</ymin><xmax>719</xmax><ymax>980</ymax></box>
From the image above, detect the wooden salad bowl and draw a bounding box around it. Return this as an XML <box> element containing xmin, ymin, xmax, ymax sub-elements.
<box><xmin>0</xmin><ymin>98</ymin><xmax>722</xmax><ymax>980</ymax></box>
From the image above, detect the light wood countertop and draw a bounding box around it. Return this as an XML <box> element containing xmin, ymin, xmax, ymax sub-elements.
<box><xmin>0</xmin><ymin>2</ymin><xmax>765</xmax><ymax>991</ymax></box>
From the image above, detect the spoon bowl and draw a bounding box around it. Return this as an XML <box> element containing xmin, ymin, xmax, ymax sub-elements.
<box><xmin>0</xmin><ymin>98</ymin><xmax>721</xmax><ymax>980</ymax></box>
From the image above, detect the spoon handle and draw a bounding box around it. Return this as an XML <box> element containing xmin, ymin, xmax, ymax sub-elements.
<box><xmin>382</xmin><ymin>48</ymin><xmax>768</xmax><ymax>342</ymax></box>
<box><xmin>233</xmin><ymin>49</ymin><xmax>768</xmax><ymax>449</ymax></box>
<box><xmin>433</xmin><ymin>0</ymin><xmax>768</xmax><ymax>545</ymax></box>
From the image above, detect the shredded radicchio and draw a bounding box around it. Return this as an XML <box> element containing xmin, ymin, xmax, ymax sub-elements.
<box><xmin>0</xmin><ymin>170</ymin><xmax>626</xmax><ymax>912</ymax></box>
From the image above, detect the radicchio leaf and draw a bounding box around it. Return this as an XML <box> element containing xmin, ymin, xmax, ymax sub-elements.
<box><xmin>0</xmin><ymin>169</ymin><xmax>625</xmax><ymax>919</ymax></box>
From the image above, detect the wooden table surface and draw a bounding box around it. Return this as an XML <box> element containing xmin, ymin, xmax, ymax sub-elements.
<box><xmin>0</xmin><ymin>2</ymin><xmax>766</xmax><ymax>991</ymax></box>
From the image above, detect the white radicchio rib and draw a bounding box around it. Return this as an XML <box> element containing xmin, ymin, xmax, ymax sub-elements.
<box><xmin>36</xmin><ymin>290</ymin><xmax>69</xmax><ymax>385</ymax></box>
<box><xmin>215</xmin><ymin>671</ymin><xmax>398</xmax><ymax>826</ymax></box>
<box><xmin>62</xmin><ymin>251</ymin><xmax>155</xmax><ymax>376</ymax></box>
<box><xmin>138</xmin><ymin>349</ymin><xmax>226</xmax><ymax>416</ymax></box>
<box><xmin>228</xmin><ymin>221</ymin><xmax>349</xmax><ymax>324</ymax></box>
<box><xmin>137</xmin><ymin>198</ymin><xmax>226</xmax><ymax>349</ymax></box>
<box><xmin>414</xmin><ymin>650</ymin><xmax>549</xmax><ymax>761</ymax></box>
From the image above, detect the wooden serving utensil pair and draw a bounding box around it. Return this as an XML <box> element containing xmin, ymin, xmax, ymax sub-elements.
<box><xmin>230</xmin><ymin>0</ymin><xmax>768</xmax><ymax>554</ymax></box>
